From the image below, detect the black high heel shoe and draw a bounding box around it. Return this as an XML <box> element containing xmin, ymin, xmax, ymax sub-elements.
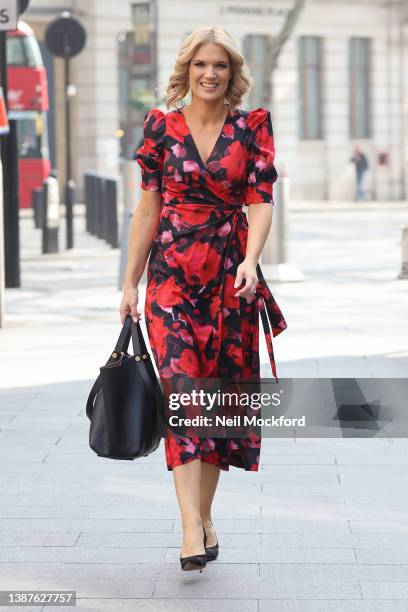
<box><xmin>204</xmin><ymin>522</ymin><xmax>219</xmax><ymax>562</ymax></box>
<box><xmin>179</xmin><ymin>525</ymin><xmax>207</xmax><ymax>572</ymax></box>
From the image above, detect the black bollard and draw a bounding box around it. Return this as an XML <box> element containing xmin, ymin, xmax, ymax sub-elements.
<box><xmin>84</xmin><ymin>172</ymin><xmax>91</xmax><ymax>233</ymax></box>
<box><xmin>101</xmin><ymin>176</ymin><xmax>109</xmax><ymax>242</ymax></box>
<box><xmin>32</xmin><ymin>187</ymin><xmax>43</xmax><ymax>229</ymax></box>
<box><xmin>105</xmin><ymin>177</ymin><xmax>118</xmax><ymax>248</ymax></box>
<box><xmin>64</xmin><ymin>179</ymin><xmax>75</xmax><ymax>249</ymax></box>
<box><xmin>95</xmin><ymin>175</ymin><xmax>104</xmax><ymax>239</ymax></box>
<box><xmin>42</xmin><ymin>176</ymin><xmax>60</xmax><ymax>254</ymax></box>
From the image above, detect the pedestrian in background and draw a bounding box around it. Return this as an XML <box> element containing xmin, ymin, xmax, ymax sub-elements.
<box><xmin>350</xmin><ymin>145</ymin><xmax>369</xmax><ymax>201</ymax></box>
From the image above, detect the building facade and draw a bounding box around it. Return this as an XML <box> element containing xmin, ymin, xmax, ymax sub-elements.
<box><xmin>25</xmin><ymin>0</ymin><xmax>408</xmax><ymax>201</ymax></box>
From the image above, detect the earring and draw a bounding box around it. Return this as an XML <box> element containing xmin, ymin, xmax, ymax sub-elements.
<box><xmin>223</xmin><ymin>98</ymin><xmax>230</xmax><ymax>105</ymax></box>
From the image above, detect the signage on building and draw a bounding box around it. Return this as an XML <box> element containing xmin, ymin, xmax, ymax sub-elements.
<box><xmin>0</xmin><ymin>0</ymin><xmax>17</xmax><ymax>31</ymax></box>
<box><xmin>220</xmin><ymin>5</ymin><xmax>289</xmax><ymax>17</ymax></box>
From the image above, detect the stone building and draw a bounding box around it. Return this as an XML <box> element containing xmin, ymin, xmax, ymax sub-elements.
<box><xmin>25</xmin><ymin>0</ymin><xmax>408</xmax><ymax>201</ymax></box>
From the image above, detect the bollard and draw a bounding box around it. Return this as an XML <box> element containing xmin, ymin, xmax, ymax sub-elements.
<box><xmin>32</xmin><ymin>187</ymin><xmax>44</xmax><ymax>229</ymax></box>
<box><xmin>84</xmin><ymin>172</ymin><xmax>92</xmax><ymax>233</ymax></box>
<box><xmin>104</xmin><ymin>177</ymin><xmax>119</xmax><ymax>248</ymax></box>
<box><xmin>398</xmin><ymin>225</ymin><xmax>408</xmax><ymax>279</ymax></box>
<box><xmin>271</xmin><ymin>177</ymin><xmax>289</xmax><ymax>264</ymax></box>
<box><xmin>96</xmin><ymin>175</ymin><xmax>104</xmax><ymax>239</ymax></box>
<box><xmin>260</xmin><ymin>177</ymin><xmax>303</xmax><ymax>282</ymax></box>
<box><xmin>84</xmin><ymin>171</ymin><xmax>94</xmax><ymax>235</ymax></box>
<box><xmin>64</xmin><ymin>179</ymin><xmax>75</xmax><ymax>249</ymax></box>
<box><xmin>118</xmin><ymin>161</ymin><xmax>141</xmax><ymax>289</ymax></box>
<box><xmin>90</xmin><ymin>172</ymin><xmax>98</xmax><ymax>236</ymax></box>
<box><xmin>42</xmin><ymin>175</ymin><xmax>60</xmax><ymax>254</ymax></box>
<box><xmin>101</xmin><ymin>176</ymin><xmax>110</xmax><ymax>242</ymax></box>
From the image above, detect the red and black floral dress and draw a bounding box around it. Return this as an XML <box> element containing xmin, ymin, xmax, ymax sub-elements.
<box><xmin>135</xmin><ymin>105</ymin><xmax>287</xmax><ymax>472</ymax></box>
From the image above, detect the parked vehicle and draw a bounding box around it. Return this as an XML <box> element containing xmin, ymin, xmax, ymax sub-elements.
<box><xmin>7</xmin><ymin>20</ymin><xmax>51</xmax><ymax>208</ymax></box>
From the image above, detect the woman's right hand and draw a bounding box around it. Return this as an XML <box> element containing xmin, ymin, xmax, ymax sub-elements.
<box><xmin>119</xmin><ymin>285</ymin><xmax>141</xmax><ymax>324</ymax></box>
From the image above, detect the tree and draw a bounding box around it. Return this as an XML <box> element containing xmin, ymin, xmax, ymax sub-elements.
<box><xmin>260</xmin><ymin>0</ymin><xmax>307</xmax><ymax>107</ymax></box>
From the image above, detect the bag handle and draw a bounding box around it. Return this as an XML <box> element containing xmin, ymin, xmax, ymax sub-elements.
<box><xmin>86</xmin><ymin>316</ymin><xmax>154</xmax><ymax>421</ymax></box>
<box><xmin>114</xmin><ymin>315</ymin><xmax>149</xmax><ymax>356</ymax></box>
<box><xmin>86</xmin><ymin>374</ymin><xmax>102</xmax><ymax>420</ymax></box>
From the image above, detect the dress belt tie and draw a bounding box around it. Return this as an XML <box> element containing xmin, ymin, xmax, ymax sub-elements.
<box><xmin>221</xmin><ymin>207</ymin><xmax>287</xmax><ymax>384</ymax></box>
<box><xmin>162</xmin><ymin>202</ymin><xmax>287</xmax><ymax>383</ymax></box>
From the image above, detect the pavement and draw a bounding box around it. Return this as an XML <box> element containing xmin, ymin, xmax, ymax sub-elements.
<box><xmin>0</xmin><ymin>200</ymin><xmax>408</xmax><ymax>611</ymax></box>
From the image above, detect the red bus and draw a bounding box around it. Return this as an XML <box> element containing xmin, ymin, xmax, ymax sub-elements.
<box><xmin>7</xmin><ymin>20</ymin><xmax>51</xmax><ymax>209</ymax></box>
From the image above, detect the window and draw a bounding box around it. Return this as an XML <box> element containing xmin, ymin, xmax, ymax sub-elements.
<box><xmin>349</xmin><ymin>38</ymin><xmax>371</xmax><ymax>138</ymax></box>
<box><xmin>243</xmin><ymin>34</ymin><xmax>268</xmax><ymax>108</ymax></box>
<box><xmin>9</xmin><ymin>111</ymin><xmax>49</xmax><ymax>160</ymax></box>
<box><xmin>7</xmin><ymin>36</ymin><xmax>26</xmax><ymax>66</ymax></box>
<box><xmin>6</xmin><ymin>34</ymin><xmax>43</xmax><ymax>67</ymax></box>
<box><xmin>298</xmin><ymin>36</ymin><xmax>323</xmax><ymax>140</ymax></box>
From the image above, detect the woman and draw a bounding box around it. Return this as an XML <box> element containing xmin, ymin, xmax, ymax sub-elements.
<box><xmin>120</xmin><ymin>26</ymin><xmax>287</xmax><ymax>572</ymax></box>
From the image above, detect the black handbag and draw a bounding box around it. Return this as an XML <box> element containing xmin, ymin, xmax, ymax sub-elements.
<box><xmin>86</xmin><ymin>315</ymin><xmax>162</xmax><ymax>460</ymax></box>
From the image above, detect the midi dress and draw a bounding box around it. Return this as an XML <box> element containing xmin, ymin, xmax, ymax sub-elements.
<box><xmin>135</xmin><ymin>104</ymin><xmax>288</xmax><ymax>472</ymax></box>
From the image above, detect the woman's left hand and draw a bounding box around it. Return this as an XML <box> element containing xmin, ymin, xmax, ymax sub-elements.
<box><xmin>233</xmin><ymin>258</ymin><xmax>259</xmax><ymax>299</ymax></box>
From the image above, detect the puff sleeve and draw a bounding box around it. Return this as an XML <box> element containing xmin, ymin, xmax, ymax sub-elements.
<box><xmin>245</xmin><ymin>107</ymin><xmax>278</xmax><ymax>205</ymax></box>
<box><xmin>135</xmin><ymin>108</ymin><xmax>165</xmax><ymax>192</ymax></box>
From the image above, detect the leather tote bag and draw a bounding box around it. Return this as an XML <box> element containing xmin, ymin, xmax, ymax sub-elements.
<box><xmin>86</xmin><ymin>315</ymin><xmax>162</xmax><ymax>460</ymax></box>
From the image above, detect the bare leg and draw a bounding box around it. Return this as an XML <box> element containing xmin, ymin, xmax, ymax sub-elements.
<box><xmin>172</xmin><ymin>459</ymin><xmax>205</xmax><ymax>557</ymax></box>
<box><xmin>200</xmin><ymin>462</ymin><xmax>220</xmax><ymax>546</ymax></box>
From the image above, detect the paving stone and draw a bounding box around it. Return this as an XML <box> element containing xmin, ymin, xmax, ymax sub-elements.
<box><xmin>0</xmin><ymin>532</ymin><xmax>79</xmax><ymax>546</ymax></box>
<box><xmin>0</xmin><ymin>563</ymin><xmax>64</xmax><ymax>589</ymax></box>
<box><xmin>260</xmin><ymin>563</ymin><xmax>408</xmax><ymax>582</ymax></box>
<box><xmin>356</xmin><ymin>548</ymin><xmax>408</xmax><ymax>564</ymax></box>
<box><xmin>360</xmin><ymin>581</ymin><xmax>408</xmax><ymax>599</ymax></box>
<box><xmin>0</xmin><ymin>546</ymin><xmax>166</xmax><ymax>563</ymax></box>
<box><xmin>259</xmin><ymin>576</ymin><xmax>361</xmax><ymax>599</ymax></box>
<box><xmin>153</xmin><ymin>572</ymin><xmax>260</xmax><ymax>599</ymax></box>
<box><xmin>350</xmin><ymin>520</ymin><xmax>408</xmax><ymax>534</ymax></box>
<box><xmin>261</xmin><ymin>532</ymin><xmax>402</xmax><ymax>549</ymax></box>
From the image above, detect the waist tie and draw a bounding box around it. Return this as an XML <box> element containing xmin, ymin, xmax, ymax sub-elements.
<box><xmin>162</xmin><ymin>201</ymin><xmax>287</xmax><ymax>382</ymax></box>
<box><xmin>219</xmin><ymin>206</ymin><xmax>287</xmax><ymax>384</ymax></box>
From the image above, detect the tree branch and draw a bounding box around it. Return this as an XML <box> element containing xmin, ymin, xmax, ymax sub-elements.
<box><xmin>259</xmin><ymin>0</ymin><xmax>308</xmax><ymax>107</ymax></box>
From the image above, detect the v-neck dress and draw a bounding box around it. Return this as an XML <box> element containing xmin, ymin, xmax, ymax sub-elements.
<box><xmin>135</xmin><ymin>105</ymin><xmax>288</xmax><ymax>472</ymax></box>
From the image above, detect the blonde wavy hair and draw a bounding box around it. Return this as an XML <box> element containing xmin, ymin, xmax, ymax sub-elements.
<box><xmin>165</xmin><ymin>26</ymin><xmax>253</xmax><ymax>110</ymax></box>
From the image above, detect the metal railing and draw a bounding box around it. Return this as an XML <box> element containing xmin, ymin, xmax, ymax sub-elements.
<box><xmin>84</xmin><ymin>171</ymin><xmax>119</xmax><ymax>248</ymax></box>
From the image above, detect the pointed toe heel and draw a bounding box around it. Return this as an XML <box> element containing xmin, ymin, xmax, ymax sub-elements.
<box><xmin>179</xmin><ymin>554</ymin><xmax>207</xmax><ymax>572</ymax></box>
<box><xmin>179</xmin><ymin>525</ymin><xmax>207</xmax><ymax>572</ymax></box>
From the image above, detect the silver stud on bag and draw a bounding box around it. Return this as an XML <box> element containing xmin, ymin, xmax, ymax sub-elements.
<box><xmin>142</xmin><ymin>354</ymin><xmax>148</xmax><ymax>359</ymax></box>
<box><xmin>112</xmin><ymin>352</ymin><xmax>118</xmax><ymax>358</ymax></box>
<box><xmin>135</xmin><ymin>355</ymin><xmax>141</xmax><ymax>361</ymax></box>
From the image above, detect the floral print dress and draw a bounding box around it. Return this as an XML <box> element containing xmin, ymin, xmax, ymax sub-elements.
<box><xmin>135</xmin><ymin>105</ymin><xmax>287</xmax><ymax>472</ymax></box>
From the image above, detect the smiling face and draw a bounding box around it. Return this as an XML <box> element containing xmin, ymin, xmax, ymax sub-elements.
<box><xmin>188</xmin><ymin>43</ymin><xmax>232</xmax><ymax>103</ymax></box>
